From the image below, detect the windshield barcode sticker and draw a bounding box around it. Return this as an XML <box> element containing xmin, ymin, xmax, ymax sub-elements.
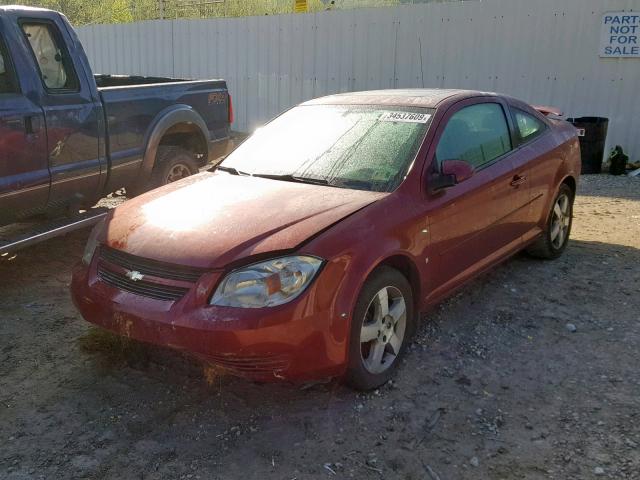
<box><xmin>379</xmin><ymin>112</ymin><xmax>431</xmax><ymax>123</ymax></box>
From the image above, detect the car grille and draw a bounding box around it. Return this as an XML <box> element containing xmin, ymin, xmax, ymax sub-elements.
<box><xmin>100</xmin><ymin>246</ymin><xmax>209</xmax><ymax>283</ymax></box>
<box><xmin>97</xmin><ymin>264</ymin><xmax>191</xmax><ymax>302</ymax></box>
<box><xmin>207</xmin><ymin>353</ymin><xmax>291</xmax><ymax>376</ymax></box>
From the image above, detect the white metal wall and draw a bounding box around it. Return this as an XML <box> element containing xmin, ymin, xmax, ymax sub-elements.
<box><xmin>77</xmin><ymin>0</ymin><xmax>640</xmax><ymax>157</ymax></box>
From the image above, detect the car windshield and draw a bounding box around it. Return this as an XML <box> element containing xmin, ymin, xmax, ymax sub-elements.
<box><xmin>220</xmin><ymin>105</ymin><xmax>434</xmax><ymax>192</ymax></box>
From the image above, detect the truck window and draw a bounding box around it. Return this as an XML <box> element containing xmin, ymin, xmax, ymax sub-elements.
<box><xmin>0</xmin><ymin>36</ymin><xmax>18</xmax><ymax>94</ymax></box>
<box><xmin>21</xmin><ymin>21</ymin><xmax>78</xmax><ymax>91</ymax></box>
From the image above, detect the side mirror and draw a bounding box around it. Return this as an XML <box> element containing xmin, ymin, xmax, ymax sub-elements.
<box><xmin>442</xmin><ymin>159</ymin><xmax>474</xmax><ymax>183</ymax></box>
<box><xmin>428</xmin><ymin>160</ymin><xmax>474</xmax><ymax>193</ymax></box>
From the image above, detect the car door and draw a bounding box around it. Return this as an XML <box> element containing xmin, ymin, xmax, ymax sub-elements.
<box><xmin>485</xmin><ymin>100</ymin><xmax>535</xmax><ymax>246</ymax></box>
<box><xmin>18</xmin><ymin>16</ymin><xmax>103</xmax><ymax>212</ymax></box>
<box><xmin>0</xmin><ymin>26</ymin><xmax>48</xmax><ymax>224</ymax></box>
<box><xmin>422</xmin><ymin>98</ymin><xmax>523</xmax><ymax>301</ymax></box>
<box><xmin>507</xmin><ymin>104</ymin><xmax>555</xmax><ymax>242</ymax></box>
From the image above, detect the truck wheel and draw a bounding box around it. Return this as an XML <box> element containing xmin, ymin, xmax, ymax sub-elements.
<box><xmin>129</xmin><ymin>146</ymin><xmax>199</xmax><ymax>197</ymax></box>
<box><xmin>152</xmin><ymin>146</ymin><xmax>200</xmax><ymax>187</ymax></box>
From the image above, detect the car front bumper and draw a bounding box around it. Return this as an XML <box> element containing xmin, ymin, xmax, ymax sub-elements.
<box><xmin>70</xmin><ymin>255</ymin><xmax>354</xmax><ymax>382</ymax></box>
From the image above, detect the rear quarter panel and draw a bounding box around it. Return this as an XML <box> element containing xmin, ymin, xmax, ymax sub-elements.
<box><xmin>532</xmin><ymin>119</ymin><xmax>580</xmax><ymax>227</ymax></box>
<box><xmin>101</xmin><ymin>80</ymin><xmax>229</xmax><ymax>156</ymax></box>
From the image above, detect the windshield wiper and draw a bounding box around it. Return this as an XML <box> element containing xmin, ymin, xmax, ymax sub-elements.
<box><xmin>251</xmin><ymin>173</ymin><xmax>330</xmax><ymax>186</ymax></box>
<box><xmin>216</xmin><ymin>165</ymin><xmax>250</xmax><ymax>176</ymax></box>
<box><xmin>338</xmin><ymin>179</ymin><xmax>378</xmax><ymax>191</ymax></box>
<box><xmin>218</xmin><ymin>167</ymin><xmax>331</xmax><ymax>186</ymax></box>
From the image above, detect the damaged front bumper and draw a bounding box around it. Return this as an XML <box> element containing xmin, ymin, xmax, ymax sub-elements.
<box><xmin>70</xmin><ymin>256</ymin><xmax>353</xmax><ymax>382</ymax></box>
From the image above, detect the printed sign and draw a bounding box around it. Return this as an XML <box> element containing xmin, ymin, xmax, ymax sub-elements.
<box><xmin>600</xmin><ymin>12</ymin><xmax>640</xmax><ymax>57</ymax></box>
<box><xmin>379</xmin><ymin>112</ymin><xmax>431</xmax><ymax>123</ymax></box>
<box><xmin>294</xmin><ymin>0</ymin><xmax>308</xmax><ymax>13</ymax></box>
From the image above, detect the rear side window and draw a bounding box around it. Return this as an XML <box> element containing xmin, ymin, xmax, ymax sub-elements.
<box><xmin>21</xmin><ymin>21</ymin><xmax>79</xmax><ymax>91</ymax></box>
<box><xmin>436</xmin><ymin>103</ymin><xmax>512</xmax><ymax>169</ymax></box>
<box><xmin>0</xmin><ymin>36</ymin><xmax>18</xmax><ymax>94</ymax></box>
<box><xmin>513</xmin><ymin>108</ymin><xmax>546</xmax><ymax>142</ymax></box>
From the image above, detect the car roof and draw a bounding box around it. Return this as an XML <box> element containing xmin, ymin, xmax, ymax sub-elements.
<box><xmin>302</xmin><ymin>89</ymin><xmax>501</xmax><ymax>109</ymax></box>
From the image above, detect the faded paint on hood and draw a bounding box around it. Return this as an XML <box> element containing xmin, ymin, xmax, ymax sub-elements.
<box><xmin>103</xmin><ymin>171</ymin><xmax>387</xmax><ymax>268</ymax></box>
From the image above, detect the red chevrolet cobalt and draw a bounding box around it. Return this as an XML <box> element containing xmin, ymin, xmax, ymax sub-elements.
<box><xmin>71</xmin><ymin>89</ymin><xmax>580</xmax><ymax>390</ymax></box>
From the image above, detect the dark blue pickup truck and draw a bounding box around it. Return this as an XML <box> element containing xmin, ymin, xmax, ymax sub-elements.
<box><xmin>0</xmin><ymin>5</ymin><xmax>233</xmax><ymax>228</ymax></box>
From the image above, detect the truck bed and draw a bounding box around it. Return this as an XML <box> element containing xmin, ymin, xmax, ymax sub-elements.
<box><xmin>94</xmin><ymin>74</ymin><xmax>188</xmax><ymax>88</ymax></box>
<box><xmin>96</xmin><ymin>76</ymin><xmax>231</xmax><ymax>193</ymax></box>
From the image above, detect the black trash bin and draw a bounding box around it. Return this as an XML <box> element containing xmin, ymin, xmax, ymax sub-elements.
<box><xmin>567</xmin><ymin>117</ymin><xmax>609</xmax><ymax>174</ymax></box>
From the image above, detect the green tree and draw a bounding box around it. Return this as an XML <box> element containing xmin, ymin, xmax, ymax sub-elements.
<box><xmin>1</xmin><ymin>0</ymin><xmax>405</xmax><ymax>25</ymax></box>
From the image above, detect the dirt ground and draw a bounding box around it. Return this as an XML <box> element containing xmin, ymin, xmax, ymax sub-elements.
<box><xmin>1</xmin><ymin>174</ymin><xmax>639</xmax><ymax>480</ymax></box>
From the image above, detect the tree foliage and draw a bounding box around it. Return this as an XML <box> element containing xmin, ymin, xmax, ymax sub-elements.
<box><xmin>1</xmin><ymin>0</ymin><xmax>409</xmax><ymax>25</ymax></box>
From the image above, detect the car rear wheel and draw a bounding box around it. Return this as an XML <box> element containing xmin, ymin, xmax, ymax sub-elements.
<box><xmin>345</xmin><ymin>266</ymin><xmax>415</xmax><ymax>391</ymax></box>
<box><xmin>526</xmin><ymin>183</ymin><xmax>574</xmax><ymax>259</ymax></box>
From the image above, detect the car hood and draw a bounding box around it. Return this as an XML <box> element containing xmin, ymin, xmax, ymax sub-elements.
<box><xmin>103</xmin><ymin>171</ymin><xmax>387</xmax><ymax>269</ymax></box>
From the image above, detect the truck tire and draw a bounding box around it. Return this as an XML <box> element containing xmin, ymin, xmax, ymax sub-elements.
<box><xmin>128</xmin><ymin>146</ymin><xmax>199</xmax><ymax>197</ymax></box>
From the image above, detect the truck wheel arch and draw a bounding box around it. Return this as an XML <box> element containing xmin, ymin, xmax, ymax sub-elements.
<box><xmin>141</xmin><ymin>105</ymin><xmax>211</xmax><ymax>181</ymax></box>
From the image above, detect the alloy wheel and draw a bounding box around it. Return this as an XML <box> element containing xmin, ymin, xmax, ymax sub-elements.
<box><xmin>359</xmin><ymin>286</ymin><xmax>407</xmax><ymax>374</ymax></box>
<box><xmin>550</xmin><ymin>193</ymin><xmax>571</xmax><ymax>249</ymax></box>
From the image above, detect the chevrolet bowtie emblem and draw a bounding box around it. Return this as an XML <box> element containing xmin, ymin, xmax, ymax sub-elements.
<box><xmin>126</xmin><ymin>270</ymin><xmax>144</xmax><ymax>282</ymax></box>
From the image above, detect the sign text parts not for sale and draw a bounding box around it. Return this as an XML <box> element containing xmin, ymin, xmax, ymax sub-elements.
<box><xmin>600</xmin><ymin>12</ymin><xmax>640</xmax><ymax>57</ymax></box>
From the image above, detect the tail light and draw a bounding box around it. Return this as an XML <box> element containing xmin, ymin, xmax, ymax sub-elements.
<box><xmin>228</xmin><ymin>93</ymin><xmax>234</xmax><ymax>125</ymax></box>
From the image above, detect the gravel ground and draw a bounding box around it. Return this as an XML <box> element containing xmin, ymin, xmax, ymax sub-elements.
<box><xmin>0</xmin><ymin>174</ymin><xmax>638</xmax><ymax>480</ymax></box>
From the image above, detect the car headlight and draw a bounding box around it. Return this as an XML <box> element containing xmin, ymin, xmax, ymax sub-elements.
<box><xmin>82</xmin><ymin>220</ymin><xmax>105</xmax><ymax>265</ymax></box>
<box><xmin>210</xmin><ymin>256</ymin><xmax>323</xmax><ymax>308</ymax></box>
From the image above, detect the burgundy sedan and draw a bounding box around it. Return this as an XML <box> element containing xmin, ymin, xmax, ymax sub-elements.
<box><xmin>71</xmin><ymin>89</ymin><xmax>580</xmax><ymax>390</ymax></box>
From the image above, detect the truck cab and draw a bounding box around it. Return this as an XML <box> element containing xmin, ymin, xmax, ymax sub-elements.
<box><xmin>0</xmin><ymin>6</ymin><xmax>232</xmax><ymax>228</ymax></box>
<box><xmin>1</xmin><ymin>7</ymin><xmax>105</xmax><ymax>224</ymax></box>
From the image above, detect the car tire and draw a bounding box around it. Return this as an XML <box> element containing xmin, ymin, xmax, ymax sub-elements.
<box><xmin>128</xmin><ymin>146</ymin><xmax>199</xmax><ymax>197</ymax></box>
<box><xmin>526</xmin><ymin>183</ymin><xmax>574</xmax><ymax>259</ymax></box>
<box><xmin>345</xmin><ymin>266</ymin><xmax>416</xmax><ymax>391</ymax></box>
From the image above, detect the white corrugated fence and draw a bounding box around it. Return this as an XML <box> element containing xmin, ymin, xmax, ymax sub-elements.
<box><xmin>77</xmin><ymin>0</ymin><xmax>640</xmax><ymax>158</ymax></box>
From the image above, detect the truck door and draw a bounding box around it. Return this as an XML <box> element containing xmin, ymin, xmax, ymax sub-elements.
<box><xmin>0</xmin><ymin>26</ymin><xmax>48</xmax><ymax>224</ymax></box>
<box><xmin>19</xmin><ymin>17</ymin><xmax>103</xmax><ymax>212</ymax></box>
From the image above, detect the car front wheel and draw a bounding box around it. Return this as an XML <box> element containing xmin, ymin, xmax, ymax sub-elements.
<box><xmin>345</xmin><ymin>266</ymin><xmax>415</xmax><ymax>391</ymax></box>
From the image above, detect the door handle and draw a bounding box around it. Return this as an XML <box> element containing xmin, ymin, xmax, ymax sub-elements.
<box><xmin>4</xmin><ymin>118</ymin><xmax>23</xmax><ymax>128</ymax></box>
<box><xmin>510</xmin><ymin>174</ymin><xmax>527</xmax><ymax>187</ymax></box>
<box><xmin>24</xmin><ymin>116</ymin><xmax>36</xmax><ymax>135</ymax></box>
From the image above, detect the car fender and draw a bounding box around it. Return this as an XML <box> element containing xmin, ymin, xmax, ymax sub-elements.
<box><xmin>140</xmin><ymin>105</ymin><xmax>211</xmax><ymax>181</ymax></box>
<box><xmin>332</xmin><ymin>248</ymin><xmax>422</xmax><ymax>371</ymax></box>
<box><xmin>318</xmin><ymin>243</ymin><xmax>423</xmax><ymax>360</ymax></box>
<box><xmin>303</xmin><ymin>194</ymin><xmax>428</xmax><ymax>361</ymax></box>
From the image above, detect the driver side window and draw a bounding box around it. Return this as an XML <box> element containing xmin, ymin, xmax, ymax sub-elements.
<box><xmin>21</xmin><ymin>21</ymin><xmax>78</xmax><ymax>91</ymax></box>
<box><xmin>436</xmin><ymin>103</ymin><xmax>512</xmax><ymax>169</ymax></box>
